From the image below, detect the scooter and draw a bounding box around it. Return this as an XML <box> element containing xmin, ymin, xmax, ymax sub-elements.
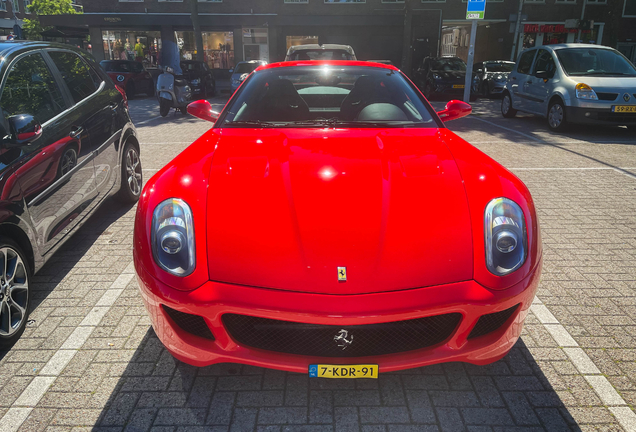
<box><xmin>156</xmin><ymin>66</ymin><xmax>193</xmax><ymax>117</ymax></box>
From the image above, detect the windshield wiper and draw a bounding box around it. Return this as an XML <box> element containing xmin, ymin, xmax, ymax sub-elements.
<box><xmin>223</xmin><ymin>120</ymin><xmax>285</xmax><ymax>127</ymax></box>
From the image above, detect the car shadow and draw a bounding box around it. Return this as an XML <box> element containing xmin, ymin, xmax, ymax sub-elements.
<box><xmin>92</xmin><ymin>329</ymin><xmax>581</xmax><ymax>431</ymax></box>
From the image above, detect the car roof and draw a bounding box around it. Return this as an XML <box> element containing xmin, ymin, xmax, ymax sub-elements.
<box><xmin>101</xmin><ymin>60</ymin><xmax>137</xmax><ymax>64</ymax></box>
<box><xmin>257</xmin><ymin>60</ymin><xmax>398</xmax><ymax>73</ymax></box>
<box><xmin>0</xmin><ymin>40</ymin><xmax>86</xmax><ymax>59</ymax></box>
<box><xmin>287</xmin><ymin>44</ymin><xmax>355</xmax><ymax>54</ymax></box>
<box><xmin>525</xmin><ymin>43</ymin><xmax>613</xmax><ymax>53</ymax></box>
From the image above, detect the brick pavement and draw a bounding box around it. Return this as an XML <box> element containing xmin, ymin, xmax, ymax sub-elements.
<box><xmin>0</xmin><ymin>96</ymin><xmax>633</xmax><ymax>431</ymax></box>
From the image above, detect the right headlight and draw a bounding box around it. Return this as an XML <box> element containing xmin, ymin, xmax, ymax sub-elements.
<box><xmin>152</xmin><ymin>198</ymin><xmax>195</xmax><ymax>276</ymax></box>
<box><xmin>484</xmin><ymin>198</ymin><xmax>527</xmax><ymax>276</ymax></box>
<box><xmin>575</xmin><ymin>83</ymin><xmax>598</xmax><ymax>100</ymax></box>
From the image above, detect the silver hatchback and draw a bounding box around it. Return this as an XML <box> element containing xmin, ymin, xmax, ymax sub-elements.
<box><xmin>501</xmin><ymin>44</ymin><xmax>636</xmax><ymax>131</ymax></box>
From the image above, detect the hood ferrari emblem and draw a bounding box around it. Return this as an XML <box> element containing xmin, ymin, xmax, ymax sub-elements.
<box><xmin>337</xmin><ymin>266</ymin><xmax>347</xmax><ymax>281</ymax></box>
<box><xmin>334</xmin><ymin>329</ymin><xmax>353</xmax><ymax>350</ymax></box>
<box><xmin>623</xmin><ymin>93</ymin><xmax>631</xmax><ymax>102</ymax></box>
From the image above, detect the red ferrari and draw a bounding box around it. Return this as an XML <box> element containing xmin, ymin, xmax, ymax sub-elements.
<box><xmin>134</xmin><ymin>61</ymin><xmax>542</xmax><ymax>376</ymax></box>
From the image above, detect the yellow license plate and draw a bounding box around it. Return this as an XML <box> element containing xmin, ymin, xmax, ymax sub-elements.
<box><xmin>453</xmin><ymin>85</ymin><xmax>465</xmax><ymax>89</ymax></box>
<box><xmin>612</xmin><ymin>105</ymin><xmax>636</xmax><ymax>113</ymax></box>
<box><xmin>309</xmin><ymin>364</ymin><xmax>378</xmax><ymax>379</ymax></box>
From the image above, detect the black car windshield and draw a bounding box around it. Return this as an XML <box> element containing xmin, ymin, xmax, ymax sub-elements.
<box><xmin>485</xmin><ymin>62</ymin><xmax>514</xmax><ymax>73</ymax></box>
<box><xmin>288</xmin><ymin>50</ymin><xmax>354</xmax><ymax>61</ymax></box>
<box><xmin>556</xmin><ymin>48</ymin><xmax>636</xmax><ymax>76</ymax></box>
<box><xmin>431</xmin><ymin>58</ymin><xmax>467</xmax><ymax>72</ymax></box>
<box><xmin>221</xmin><ymin>65</ymin><xmax>437</xmax><ymax>128</ymax></box>
<box><xmin>100</xmin><ymin>61</ymin><xmax>137</xmax><ymax>73</ymax></box>
<box><xmin>234</xmin><ymin>63</ymin><xmax>262</xmax><ymax>74</ymax></box>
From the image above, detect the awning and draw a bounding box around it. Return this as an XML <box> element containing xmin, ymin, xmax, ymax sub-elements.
<box><xmin>41</xmin><ymin>26</ymin><xmax>89</xmax><ymax>38</ymax></box>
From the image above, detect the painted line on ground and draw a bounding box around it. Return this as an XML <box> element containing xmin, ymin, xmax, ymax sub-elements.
<box><xmin>135</xmin><ymin>115</ymin><xmax>163</xmax><ymax>126</ymax></box>
<box><xmin>0</xmin><ymin>262</ymin><xmax>136</xmax><ymax>432</ymax></box>
<box><xmin>532</xmin><ymin>296</ymin><xmax>636</xmax><ymax>431</ymax></box>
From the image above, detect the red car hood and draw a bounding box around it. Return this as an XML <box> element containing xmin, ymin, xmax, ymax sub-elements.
<box><xmin>206</xmin><ymin>128</ymin><xmax>472</xmax><ymax>294</ymax></box>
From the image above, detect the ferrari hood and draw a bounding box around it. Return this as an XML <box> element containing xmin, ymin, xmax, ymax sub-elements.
<box><xmin>206</xmin><ymin>128</ymin><xmax>473</xmax><ymax>294</ymax></box>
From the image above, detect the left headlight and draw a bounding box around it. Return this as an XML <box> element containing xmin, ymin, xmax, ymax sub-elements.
<box><xmin>484</xmin><ymin>198</ymin><xmax>527</xmax><ymax>276</ymax></box>
<box><xmin>152</xmin><ymin>198</ymin><xmax>195</xmax><ymax>276</ymax></box>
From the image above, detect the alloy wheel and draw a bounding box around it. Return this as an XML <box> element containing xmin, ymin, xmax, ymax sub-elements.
<box><xmin>502</xmin><ymin>96</ymin><xmax>511</xmax><ymax>114</ymax></box>
<box><xmin>549</xmin><ymin>104</ymin><xmax>564</xmax><ymax>129</ymax></box>
<box><xmin>0</xmin><ymin>247</ymin><xmax>29</xmax><ymax>337</ymax></box>
<box><xmin>126</xmin><ymin>147</ymin><xmax>142</xmax><ymax>196</ymax></box>
<box><xmin>60</xmin><ymin>148</ymin><xmax>77</xmax><ymax>176</ymax></box>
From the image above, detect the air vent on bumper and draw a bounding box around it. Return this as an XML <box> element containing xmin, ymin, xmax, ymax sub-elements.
<box><xmin>468</xmin><ymin>304</ymin><xmax>520</xmax><ymax>340</ymax></box>
<box><xmin>162</xmin><ymin>305</ymin><xmax>215</xmax><ymax>340</ymax></box>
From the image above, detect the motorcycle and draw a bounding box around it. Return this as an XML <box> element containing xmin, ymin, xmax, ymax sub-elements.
<box><xmin>156</xmin><ymin>66</ymin><xmax>193</xmax><ymax>117</ymax></box>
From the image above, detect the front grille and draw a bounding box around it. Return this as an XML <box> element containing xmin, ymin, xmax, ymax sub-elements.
<box><xmin>468</xmin><ymin>304</ymin><xmax>519</xmax><ymax>340</ymax></box>
<box><xmin>222</xmin><ymin>313</ymin><xmax>461</xmax><ymax>358</ymax></box>
<box><xmin>163</xmin><ymin>305</ymin><xmax>215</xmax><ymax>340</ymax></box>
<box><xmin>597</xmin><ymin>92</ymin><xmax>618</xmax><ymax>101</ymax></box>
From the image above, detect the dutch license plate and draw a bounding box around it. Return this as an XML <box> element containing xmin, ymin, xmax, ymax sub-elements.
<box><xmin>453</xmin><ymin>85</ymin><xmax>465</xmax><ymax>89</ymax></box>
<box><xmin>612</xmin><ymin>105</ymin><xmax>636</xmax><ymax>113</ymax></box>
<box><xmin>309</xmin><ymin>364</ymin><xmax>378</xmax><ymax>379</ymax></box>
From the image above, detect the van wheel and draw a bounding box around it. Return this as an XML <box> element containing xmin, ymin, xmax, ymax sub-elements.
<box><xmin>548</xmin><ymin>100</ymin><xmax>568</xmax><ymax>132</ymax></box>
<box><xmin>501</xmin><ymin>93</ymin><xmax>517</xmax><ymax>118</ymax></box>
<box><xmin>0</xmin><ymin>238</ymin><xmax>31</xmax><ymax>350</ymax></box>
<box><xmin>117</xmin><ymin>141</ymin><xmax>142</xmax><ymax>204</ymax></box>
<box><xmin>160</xmin><ymin>98</ymin><xmax>171</xmax><ymax>117</ymax></box>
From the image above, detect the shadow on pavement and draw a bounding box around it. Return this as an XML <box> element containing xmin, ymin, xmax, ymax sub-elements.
<box><xmin>93</xmin><ymin>329</ymin><xmax>581</xmax><ymax>431</ymax></box>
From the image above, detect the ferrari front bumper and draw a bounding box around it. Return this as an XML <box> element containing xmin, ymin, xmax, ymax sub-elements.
<box><xmin>135</xmin><ymin>258</ymin><xmax>541</xmax><ymax>373</ymax></box>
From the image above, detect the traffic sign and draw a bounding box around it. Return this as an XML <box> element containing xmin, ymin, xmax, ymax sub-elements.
<box><xmin>466</xmin><ymin>0</ymin><xmax>486</xmax><ymax>20</ymax></box>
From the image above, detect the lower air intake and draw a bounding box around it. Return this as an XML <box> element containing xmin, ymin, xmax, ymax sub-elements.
<box><xmin>468</xmin><ymin>304</ymin><xmax>520</xmax><ymax>340</ymax></box>
<box><xmin>222</xmin><ymin>313</ymin><xmax>461</xmax><ymax>357</ymax></box>
<box><xmin>163</xmin><ymin>305</ymin><xmax>215</xmax><ymax>340</ymax></box>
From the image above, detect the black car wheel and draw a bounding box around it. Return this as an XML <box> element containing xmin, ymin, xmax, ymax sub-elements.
<box><xmin>117</xmin><ymin>141</ymin><xmax>142</xmax><ymax>204</ymax></box>
<box><xmin>424</xmin><ymin>83</ymin><xmax>434</xmax><ymax>101</ymax></box>
<box><xmin>146</xmin><ymin>80</ymin><xmax>155</xmax><ymax>97</ymax></box>
<box><xmin>180</xmin><ymin>106</ymin><xmax>188</xmax><ymax>115</ymax></box>
<box><xmin>0</xmin><ymin>238</ymin><xmax>31</xmax><ymax>350</ymax></box>
<box><xmin>482</xmin><ymin>81</ymin><xmax>491</xmax><ymax>98</ymax></box>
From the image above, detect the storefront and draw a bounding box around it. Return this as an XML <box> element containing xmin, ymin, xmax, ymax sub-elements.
<box><xmin>519</xmin><ymin>22</ymin><xmax>604</xmax><ymax>53</ymax></box>
<box><xmin>102</xmin><ymin>30</ymin><xmax>162</xmax><ymax>68</ymax></box>
<box><xmin>176</xmin><ymin>31</ymin><xmax>235</xmax><ymax>70</ymax></box>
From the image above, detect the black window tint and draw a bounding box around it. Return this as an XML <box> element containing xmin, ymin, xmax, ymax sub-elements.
<box><xmin>0</xmin><ymin>53</ymin><xmax>66</xmax><ymax>124</ymax></box>
<box><xmin>48</xmin><ymin>51</ymin><xmax>99</xmax><ymax>104</ymax></box>
<box><xmin>534</xmin><ymin>50</ymin><xmax>556</xmax><ymax>76</ymax></box>
<box><xmin>517</xmin><ymin>50</ymin><xmax>536</xmax><ymax>75</ymax></box>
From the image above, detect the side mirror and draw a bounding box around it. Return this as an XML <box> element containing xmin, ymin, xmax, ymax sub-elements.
<box><xmin>535</xmin><ymin>70</ymin><xmax>551</xmax><ymax>79</ymax></box>
<box><xmin>187</xmin><ymin>100</ymin><xmax>220</xmax><ymax>123</ymax></box>
<box><xmin>228</xmin><ymin>69</ymin><xmax>234</xmax><ymax>74</ymax></box>
<box><xmin>3</xmin><ymin>114</ymin><xmax>42</xmax><ymax>147</ymax></box>
<box><xmin>436</xmin><ymin>100</ymin><xmax>472</xmax><ymax>122</ymax></box>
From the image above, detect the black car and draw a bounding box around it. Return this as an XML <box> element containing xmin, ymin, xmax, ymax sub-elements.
<box><xmin>180</xmin><ymin>60</ymin><xmax>216</xmax><ymax>98</ymax></box>
<box><xmin>472</xmin><ymin>61</ymin><xmax>515</xmax><ymax>97</ymax></box>
<box><xmin>0</xmin><ymin>41</ymin><xmax>142</xmax><ymax>347</ymax></box>
<box><xmin>415</xmin><ymin>56</ymin><xmax>476</xmax><ymax>101</ymax></box>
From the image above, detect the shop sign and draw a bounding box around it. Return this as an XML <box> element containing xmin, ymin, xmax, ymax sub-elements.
<box><xmin>524</xmin><ymin>24</ymin><xmax>583</xmax><ymax>34</ymax></box>
<box><xmin>466</xmin><ymin>0</ymin><xmax>486</xmax><ymax>20</ymax></box>
<box><xmin>104</xmin><ymin>17</ymin><xmax>122</xmax><ymax>23</ymax></box>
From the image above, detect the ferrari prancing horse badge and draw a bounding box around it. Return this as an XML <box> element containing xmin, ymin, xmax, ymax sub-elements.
<box><xmin>337</xmin><ymin>267</ymin><xmax>347</xmax><ymax>281</ymax></box>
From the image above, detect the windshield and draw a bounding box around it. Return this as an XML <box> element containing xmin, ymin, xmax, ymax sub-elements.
<box><xmin>101</xmin><ymin>61</ymin><xmax>138</xmax><ymax>73</ymax></box>
<box><xmin>288</xmin><ymin>50</ymin><xmax>354</xmax><ymax>61</ymax></box>
<box><xmin>485</xmin><ymin>62</ymin><xmax>514</xmax><ymax>73</ymax></box>
<box><xmin>431</xmin><ymin>58</ymin><xmax>467</xmax><ymax>72</ymax></box>
<box><xmin>220</xmin><ymin>65</ymin><xmax>437</xmax><ymax>128</ymax></box>
<box><xmin>181</xmin><ymin>62</ymin><xmax>202</xmax><ymax>71</ymax></box>
<box><xmin>234</xmin><ymin>63</ymin><xmax>261</xmax><ymax>74</ymax></box>
<box><xmin>556</xmin><ymin>48</ymin><xmax>636</xmax><ymax>76</ymax></box>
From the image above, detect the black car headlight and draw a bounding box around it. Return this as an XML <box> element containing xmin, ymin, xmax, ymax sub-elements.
<box><xmin>152</xmin><ymin>198</ymin><xmax>195</xmax><ymax>276</ymax></box>
<box><xmin>485</xmin><ymin>198</ymin><xmax>527</xmax><ymax>276</ymax></box>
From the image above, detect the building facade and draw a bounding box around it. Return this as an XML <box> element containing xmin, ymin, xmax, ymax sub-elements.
<box><xmin>0</xmin><ymin>0</ymin><xmax>30</xmax><ymax>37</ymax></box>
<box><xmin>38</xmin><ymin>0</ymin><xmax>635</xmax><ymax>77</ymax></box>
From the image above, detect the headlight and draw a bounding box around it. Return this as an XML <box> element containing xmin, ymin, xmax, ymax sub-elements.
<box><xmin>433</xmin><ymin>73</ymin><xmax>442</xmax><ymax>80</ymax></box>
<box><xmin>485</xmin><ymin>198</ymin><xmax>527</xmax><ymax>276</ymax></box>
<box><xmin>494</xmin><ymin>75</ymin><xmax>505</xmax><ymax>82</ymax></box>
<box><xmin>191</xmin><ymin>78</ymin><xmax>201</xmax><ymax>86</ymax></box>
<box><xmin>152</xmin><ymin>198</ymin><xmax>195</xmax><ymax>276</ymax></box>
<box><xmin>575</xmin><ymin>83</ymin><xmax>598</xmax><ymax>100</ymax></box>
<box><xmin>240</xmin><ymin>73</ymin><xmax>249</xmax><ymax>81</ymax></box>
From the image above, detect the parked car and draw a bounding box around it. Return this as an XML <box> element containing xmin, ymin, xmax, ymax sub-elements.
<box><xmin>230</xmin><ymin>60</ymin><xmax>267</xmax><ymax>93</ymax></box>
<box><xmin>134</xmin><ymin>60</ymin><xmax>542</xmax><ymax>374</ymax></box>
<box><xmin>502</xmin><ymin>44</ymin><xmax>636</xmax><ymax>131</ymax></box>
<box><xmin>180</xmin><ymin>60</ymin><xmax>216</xmax><ymax>98</ymax></box>
<box><xmin>472</xmin><ymin>61</ymin><xmax>515</xmax><ymax>97</ymax></box>
<box><xmin>0</xmin><ymin>41</ymin><xmax>142</xmax><ymax>348</ymax></box>
<box><xmin>415</xmin><ymin>56</ymin><xmax>477</xmax><ymax>101</ymax></box>
<box><xmin>285</xmin><ymin>44</ymin><xmax>357</xmax><ymax>61</ymax></box>
<box><xmin>100</xmin><ymin>60</ymin><xmax>155</xmax><ymax>98</ymax></box>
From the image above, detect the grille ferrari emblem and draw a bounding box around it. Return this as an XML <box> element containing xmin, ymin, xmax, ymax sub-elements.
<box><xmin>334</xmin><ymin>329</ymin><xmax>353</xmax><ymax>350</ymax></box>
<box><xmin>337</xmin><ymin>266</ymin><xmax>347</xmax><ymax>281</ymax></box>
<box><xmin>623</xmin><ymin>93</ymin><xmax>631</xmax><ymax>102</ymax></box>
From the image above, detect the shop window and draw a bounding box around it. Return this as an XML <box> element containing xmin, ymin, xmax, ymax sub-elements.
<box><xmin>517</xmin><ymin>50</ymin><xmax>536</xmax><ymax>74</ymax></box>
<box><xmin>624</xmin><ymin>0</ymin><xmax>636</xmax><ymax>16</ymax></box>
<box><xmin>0</xmin><ymin>1</ymin><xmax>6</xmax><ymax>12</ymax></box>
<box><xmin>176</xmin><ymin>31</ymin><xmax>235</xmax><ymax>70</ymax></box>
<box><xmin>243</xmin><ymin>28</ymin><xmax>269</xmax><ymax>62</ymax></box>
<box><xmin>102</xmin><ymin>30</ymin><xmax>162</xmax><ymax>69</ymax></box>
<box><xmin>11</xmin><ymin>0</ymin><xmax>18</xmax><ymax>12</ymax></box>
<box><xmin>286</xmin><ymin>36</ymin><xmax>319</xmax><ymax>50</ymax></box>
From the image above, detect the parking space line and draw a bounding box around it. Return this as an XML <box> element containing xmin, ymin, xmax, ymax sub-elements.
<box><xmin>0</xmin><ymin>263</ymin><xmax>137</xmax><ymax>432</ymax></box>
<box><xmin>610</xmin><ymin>407</ymin><xmax>636</xmax><ymax>432</ymax></box>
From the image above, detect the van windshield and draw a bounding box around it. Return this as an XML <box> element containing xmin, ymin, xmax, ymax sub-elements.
<box><xmin>556</xmin><ymin>48</ymin><xmax>636</xmax><ymax>77</ymax></box>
